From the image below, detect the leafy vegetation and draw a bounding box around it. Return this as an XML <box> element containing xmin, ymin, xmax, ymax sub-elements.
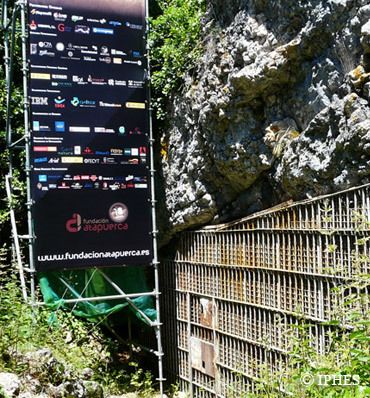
<box><xmin>150</xmin><ymin>0</ymin><xmax>206</xmax><ymax>119</ymax></box>
<box><xmin>0</xmin><ymin>8</ymin><xmax>27</xmax><ymax>267</ymax></box>
<box><xmin>0</xmin><ymin>271</ymin><xmax>160</xmax><ymax>396</ymax></box>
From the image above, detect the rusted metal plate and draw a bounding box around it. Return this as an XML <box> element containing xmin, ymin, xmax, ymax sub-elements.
<box><xmin>199</xmin><ymin>298</ymin><xmax>213</xmax><ymax>327</ymax></box>
<box><xmin>190</xmin><ymin>337</ymin><xmax>215</xmax><ymax>377</ymax></box>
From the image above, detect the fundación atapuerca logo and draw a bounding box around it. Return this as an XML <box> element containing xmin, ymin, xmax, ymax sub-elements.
<box><xmin>66</xmin><ymin>203</ymin><xmax>129</xmax><ymax>233</ymax></box>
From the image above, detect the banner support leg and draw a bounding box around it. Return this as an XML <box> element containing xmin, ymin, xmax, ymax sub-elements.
<box><xmin>19</xmin><ymin>0</ymin><xmax>36</xmax><ymax>307</ymax></box>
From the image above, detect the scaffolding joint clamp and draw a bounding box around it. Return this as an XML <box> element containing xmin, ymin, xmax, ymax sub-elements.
<box><xmin>18</xmin><ymin>234</ymin><xmax>32</xmax><ymax>239</ymax></box>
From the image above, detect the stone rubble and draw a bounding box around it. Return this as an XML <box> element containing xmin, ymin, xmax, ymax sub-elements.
<box><xmin>0</xmin><ymin>350</ymin><xmax>160</xmax><ymax>398</ymax></box>
<box><xmin>0</xmin><ymin>372</ymin><xmax>21</xmax><ymax>397</ymax></box>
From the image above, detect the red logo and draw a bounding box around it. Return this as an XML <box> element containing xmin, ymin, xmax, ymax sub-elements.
<box><xmin>30</xmin><ymin>20</ymin><xmax>37</xmax><ymax>30</ymax></box>
<box><xmin>66</xmin><ymin>213</ymin><xmax>81</xmax><ymax>233</ymax></box>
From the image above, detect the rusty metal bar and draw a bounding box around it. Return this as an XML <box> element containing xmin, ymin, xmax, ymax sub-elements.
<box><xmin>160</xmin><ymin>184</ymin><xmax>370</xmax><ymax>397</ymax></box>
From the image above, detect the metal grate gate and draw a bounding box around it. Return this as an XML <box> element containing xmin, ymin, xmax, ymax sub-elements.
<box><xmin>160</xmin><ymin>184</ymin><xmax>370</xmax><ymax>397</ymax></box>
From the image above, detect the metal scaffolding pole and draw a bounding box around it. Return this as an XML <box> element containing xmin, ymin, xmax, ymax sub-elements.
<box><xmin>18</xmin><ymin>0</ymin><xmax>36</xmax><ymax>306</ymax></box>
<box><xmin>34</xmin><ymin>290</ymin><xmax>158</xmax><ymax>306</ymax></box>
<box><xmin>145</xmin><ymin>0</ymin><xmax>165</xmax><ymax>394</ymax></box>
<box><xmin>5</xmin><ymin>2</ymin><xmax>19</xmax><ymax>148</ymax></box>
<box><xmin>5</xmin><ymin>175</ymin><xmax>28</xmax><ymax>301</ymax></box>
<box><xmin>3</xmin><ymin>0</ymin><xmax>28</xmax><ymax>301</ymax></box>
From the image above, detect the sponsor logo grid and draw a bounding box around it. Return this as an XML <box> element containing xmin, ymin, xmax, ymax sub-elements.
<box><xmin>28</xmin><ymin>0</ymin><xmax>152</xmax><ymax>269</ymax></box>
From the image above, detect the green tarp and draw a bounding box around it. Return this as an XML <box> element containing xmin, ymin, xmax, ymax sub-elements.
<box><xmin>38</xmin><ymin>267</ymin><xmax>157</xmax><ymax>324</ymax></box>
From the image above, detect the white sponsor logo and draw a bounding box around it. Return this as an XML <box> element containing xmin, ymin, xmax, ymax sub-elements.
<box><xmin>53</xmin><ymin>12</ymin><xmax>67</xmax><ymax>21</ymax></box>
<box><xmin>30</xmin><ymin>32</ymin><xmax>57</xmax><ymax>37</ymax></box>
<box><xmin>99</xmin><ymin>101</ymin><xmax>121</xmax><ymax>108</ymax></box>
<box><xmin>39</xmin><ymin>50</ymin><xmax>55</xmax><ymax>57</ymax></box>
<box><xmin>94</xmin><ymin>127</ymin><xmax>115</xmax><ymax>133</ymax></box>
<box><xmin>87</xmin><ymin>18</ymin><xmax>106</xmax><ymax>24</ymax></box>
<box><xmin>115</xmin><ymin>80</ymin><xmax>126</xmax><ymax>86</ymax></box>
<box><xmin>31</xmin><ymin>88</ymin><xmax>60</xmax><ymax>93</ymax></box>
<box><xmin>31</xmin><ymin>96</ymin><xmax>48</xmax><ymax>105</ymax></box>
<box><xmin>30</xmin><ymin>64</ymin><xmax>68</xmax><ymax>70</ymax></box>
<box><xmin>52</xmin><ymin>74</ymin><xmax>68</xmax><ymax>79</ymax></box>
<box><xmin>29</xmin><ymin>3</ymin><xmax>48</xmax><ymax>9</ymax></box>
<box><xmin>33</xmin><ymin>112</ymin><xmax>62</xmax><ymax>116</ymax></box>
<box><xmin>38</xmin><ymin>41</ymin><xmax>52</xmax><ymax>48</ymax></box>
<box><xmin>38</xmin><ymin>24</ymin><xmax>56</xmax><ymax>30</ymax></box>
<box><xmin>69</xmin><ymin>126</ymin><xmax>91</xmax><ymax>133</ymax></box>
<box><xmin>128</xmin><ymin>80</ymin><xmax>144</xmax><ymax>88</ymax></box>
<box><xmin>55</xmin><ymin>42</ymin><xmax>65</xmax><ymax>51</ymax></box>
<box><xmin>31</xmin><ymin>9</ymin><xmax>51</xmax><ymax>16</ymax></box>
<box><xmin>72</xmin><ymin>15</ymin><xmax>84</xmax><ymax>22</ymax></box>
<box><xmin>111</xmin><ymin>49</ymin><xmax>126</xmax><ymax>56</ymax></box>
<box><xmin>99</xmin><ymin>57</ymin><xmax>111</xmax><ymax>64</ymax></box>
<box><xmin>81</xmin><ymin>49</ymin><xmax>98</xmax><ymax>55</ymax></box>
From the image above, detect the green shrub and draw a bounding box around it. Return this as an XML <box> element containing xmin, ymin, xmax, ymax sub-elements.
<box><xmin>150</xmin><ymin>0</ymin><xmax>206</xmax><ymax>119</ymax></box>
<box><xmin>0</xmin><ymin>272</ymin><xmax>158</xmax><ymax>395</ymax></box>
<box><xmin>249</xmin><ymin>254</ymin><xmax>370</xmax><ymax>397</ymax></box>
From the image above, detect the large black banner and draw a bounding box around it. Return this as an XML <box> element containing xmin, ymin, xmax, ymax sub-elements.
<box><xmin>28</xmin><ymin>0</ymin><xmax>153</xmax><ymax>271</ymax></box>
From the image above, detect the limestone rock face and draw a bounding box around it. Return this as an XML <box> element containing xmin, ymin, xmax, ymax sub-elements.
<box><xmin>159</xmin><ymin>0</ymin><xmax>370</xmax><ymax>240</ymax></box>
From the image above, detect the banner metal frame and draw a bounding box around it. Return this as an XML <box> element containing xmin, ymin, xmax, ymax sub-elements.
<box><xmin>2</xmin><ymin>0</ymin><xmax>164</xmax><ymax>395</ymax></box>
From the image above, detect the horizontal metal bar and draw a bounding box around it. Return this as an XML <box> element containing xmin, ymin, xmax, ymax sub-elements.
<box><xmin>18</xmin><ymin>234</ymin><xmax>33</xmax><ymax>239</ymax></box>
<box><xmin>33</xmin><ymin>291</ymin><xmax>157</xmax><ymax>306</ymax></box>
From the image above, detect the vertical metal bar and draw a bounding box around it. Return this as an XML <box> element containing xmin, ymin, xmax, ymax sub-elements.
<box><xmin>2</xmin><ymin>0</ymin><xmax>9</xmax><ymax>80</ymax></box>
<box><xmin>5</xmin><ymin>176</ymin><xmax>28</xmax><ymax>301</ymax></box>
<box><xmin>3</xmin><ymin>0</ymin><xmax>13</xmax><ymax>255</ymax></box>
<box><xmin>5</xmin><ymin>4</ymin><xmax>19</xmax><ymax>148</ymax></box>
<box><xmin>186</xmin><ymin>291</ymin><xmax>193</xmax><ymax>397</ymax></box>
<box><xmin>4</xmin><ymin>0</ymin><xmax>13</xmax><ymax>277</ymax></box>
<box><xmin>4</xmin><ymin>0</ymin><xmax>29</xmax><ymax>303</ymax></box>
<box><xmin>19</xmin><ymin>0</ymin><xmax>36</xmax><ymax>305</ymax></box>
<box><xmin>145</xmin><ymin>0</ymin><xmax>164</xmax><ymax>394</ymax></box>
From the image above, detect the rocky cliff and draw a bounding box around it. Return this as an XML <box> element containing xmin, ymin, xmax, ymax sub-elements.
<box><xmin>158</xmin><ymin>0</ymin><xmax>370</xmax><ymax>241</ymax></box>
